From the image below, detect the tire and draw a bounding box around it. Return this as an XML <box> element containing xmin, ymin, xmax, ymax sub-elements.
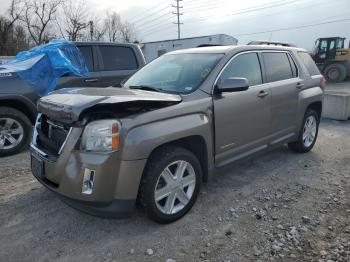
<box><xmin>139</xmin><ymin>145</ymin><xmax>202</xmax><ymax>224</ymax></box>
<box><xmin>288</xmin><ymin>109</ymin><xmax>319</xmax><ymax>153</ymax></box>
<box><xmin>324</xmin><ymin>63</ymin><xmax>347</xmax><ymax>82</ymax></box>
<box><xmin>0</xmin><ymin>107</ymin><xmax>32</xmax><ymax>157</ymax></box>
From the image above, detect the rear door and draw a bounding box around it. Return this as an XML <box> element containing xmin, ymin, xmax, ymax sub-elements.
<box><xmin>97</xmin><ymin>45</ymin><xmax>140</xmax><ymax>87</ymax></box>
<box><xmin>213</xmin><ymin>52</ymin><xmax>271</xmax><ymax>166</ymax></box>
<box><xmin>56</xmin><ymin>45</ymin><xmax>102</xmax><ymax>89</ymax></box>
<box><xmin>261</xmin><ymin>51</ymin><xmax>301</xmax><ymax>142</ymax></box>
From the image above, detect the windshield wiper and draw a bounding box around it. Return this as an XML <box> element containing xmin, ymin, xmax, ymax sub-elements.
<box><xmin>128</xmin><ymin>85</ymin><xmax>162</xmax><ymax>92</ymax></box>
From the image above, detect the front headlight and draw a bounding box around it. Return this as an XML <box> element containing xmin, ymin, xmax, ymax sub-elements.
<box><xmin>81</xmin><ymin>119</ymin><xmax>120</xmax><ymax>152</ymax></box>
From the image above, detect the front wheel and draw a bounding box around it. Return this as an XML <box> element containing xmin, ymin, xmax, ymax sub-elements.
<box><xmin>139</xmin><ymin>146</ymin><xmax>202</xmax><ymax>224</ymax></box>
<box><xmin>288</xmin><ymin>109</ymin><xmax>319</xmax><ymax>153</ymax></box>
<box><xmin>0</xmin><ymin>107</ymin><xmax>32</xmax><ymax>157</ymax></box>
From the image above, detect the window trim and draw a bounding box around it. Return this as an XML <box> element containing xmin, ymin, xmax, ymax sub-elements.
<box><xmin>286</xmin><ymin>53</ymin><xmax>299</xmax><ymax>78</ymax></box>
<box><xmin>97</xmin><ymin>45</ymin><xmax>139</xmax><ymax>72</ymax></box>
<box><xmin>212</xmin><ymin>50</ymin><xmax>301</xmax><ymax>95</ymax></box>
<box><xmin>261</xmin><ymin>51</ymin><xmax>300</xmax><ymax>83</ymax></box>
<box><xmin>213</xmin><ymin>51</ymin><xmax>263</xmax><ymax>92</ymax></box>
<box><xmin>77</xmin><ymin>45</ymin><xmax>95</xmax><ymax>72</ymax></box>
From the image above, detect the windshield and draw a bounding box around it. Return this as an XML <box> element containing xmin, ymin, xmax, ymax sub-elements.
<box><xmin>124</xmin><ymin>53</ymin><xmax>223</xmax><ymax>94</ymax></box>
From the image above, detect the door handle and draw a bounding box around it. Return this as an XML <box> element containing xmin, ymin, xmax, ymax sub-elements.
<box><xmin>257</xmin><ymin>90</ymin><xmax>269</xmax><ymax>98</ymax></box>
<box><xmin>84</xmin><ymin>78</ymin><xmax>98</xmax><ymax>83</ymax></box>
<box><xmin>296</xmin><ymin>82</ymin><xmax>304</xmax><ymax>89</ymax></box>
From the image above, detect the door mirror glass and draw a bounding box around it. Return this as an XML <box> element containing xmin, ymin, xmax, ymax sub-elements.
<box><xmin>216</xmin><ymin>77</ymin><xmax>249</xmax><ymax>93</ymax></box>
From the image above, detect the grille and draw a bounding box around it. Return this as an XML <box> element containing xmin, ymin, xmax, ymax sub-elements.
<box><xmin>36</xmin><ymin>115</ymin><xmax>70</xmax><ymax>155</ymax></box>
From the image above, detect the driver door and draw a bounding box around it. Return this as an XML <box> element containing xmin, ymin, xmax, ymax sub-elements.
<box><xmin>213</xmin><ymin>52</ymin><xmax>271</xmax><ymax>166</ymax></box>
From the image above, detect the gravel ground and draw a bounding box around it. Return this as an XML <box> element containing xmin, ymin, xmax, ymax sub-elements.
<box><xmin>0</xmin><ymin>120</ymin><xmax>349</xmax><ymax>262</ymax></box>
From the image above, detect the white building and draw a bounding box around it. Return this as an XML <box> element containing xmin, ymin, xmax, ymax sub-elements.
<box><xmin>0</xmin><ymin>56</ymin><xmax>14</xmax><ymax>65</ymax></box>
<box><xmin>141</xmin><ymin>34</ymin><xmax>238</xmax><ymax>62</ymax></box>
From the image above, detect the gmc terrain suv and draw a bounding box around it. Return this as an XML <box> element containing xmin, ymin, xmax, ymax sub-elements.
<box><xmin>30</xmin><ymin>45</ymin><xmax>324</xmax><ymax>223</ymax></box>
<box><xmin>0</xmin><ymin>42</ymin><xmax>145</xmax><ymax>156</ymax></box>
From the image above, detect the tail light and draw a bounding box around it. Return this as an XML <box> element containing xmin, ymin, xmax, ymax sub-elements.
<box><xmin>320</xmin><ymin>75</ymin><xmax>326</xmax><ymax>90</ymax></box>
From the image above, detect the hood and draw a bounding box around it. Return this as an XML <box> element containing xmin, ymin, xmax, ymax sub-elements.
<box><xmin>38</xmin><ymin>87</ymin><xmax>182</xmax><ymax>122</ymax></box>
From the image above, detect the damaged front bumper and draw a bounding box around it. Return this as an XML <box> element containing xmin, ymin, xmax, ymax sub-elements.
<box><xmin>30</xmin><ymin>115</ymin><xmax>147</xmax><ymax>218</ymax></box>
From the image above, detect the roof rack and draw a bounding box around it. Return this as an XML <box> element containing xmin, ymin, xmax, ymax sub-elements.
<box><xmin>247</xmin><ymin>40</ymin><xmax>296</xmax><ymax>47</ymax></box>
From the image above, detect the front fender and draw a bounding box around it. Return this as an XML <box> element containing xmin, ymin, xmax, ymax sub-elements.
<box><xmin>121</xmin><ymin>113</ymin><xmax>212</xmax><ymax>161</ymax></box>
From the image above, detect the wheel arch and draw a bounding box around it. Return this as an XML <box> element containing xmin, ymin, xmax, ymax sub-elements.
<box><xmin>144</xmin><ymin>135</ymin><xmax>210</xmax><ymax>182</ymax></box>
<box><xmin>306</xmin><ymin>101</ymin><xmax>322</xmax><ymax>120</ymax></box>
<box><xmin>0</xmin><ymin>97</ymin><xmax>37</xmax><ymax>124</ymax></box>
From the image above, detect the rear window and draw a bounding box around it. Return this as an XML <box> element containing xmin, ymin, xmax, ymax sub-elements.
<box><xmin>262</xmin><ymin>52</ymin><xmax>294</xmax><ymax>82</ymax></box>
<box><xmin>297</xmin><ymin>51</ymin><xmax>320</xmax><ymax>76</ymax></box>
<box><xmin>78</xmin><ymin>46</ymin><xmax>94</xmax><ymax>72</ymax></box>
<box><xmin>99</xmin><ymin>46</ymin><xmax>138</xmax><ymax>71</ymax></box>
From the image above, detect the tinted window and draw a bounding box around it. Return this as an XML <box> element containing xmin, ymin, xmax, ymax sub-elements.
<box><xmin>297</xmin><ymin>52</ymin><xmax>320</xmax><ymax>76</ymax></box>
<box><xmin>262</xmin><ymin>52</ymin><xmax>293</xmax><ymax>82</ymax></box>
<box><xmin>220</xmin><ymin>53</ymin><xmax>262</xmax><ymax>86</ymax></box>
<box><xmin>78</xmin><ymin>46</ymin><xmax>94</xmax><ymax>72</ymax></box>
<box><xmin>99</xmin><ymin>46</ymin><xmax>138</xmax><ymax>71</ymax></box>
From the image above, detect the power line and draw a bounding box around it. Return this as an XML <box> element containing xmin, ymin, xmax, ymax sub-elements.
<box><xmin>143</xmin><ymin>0</ymin><xmax>292</xmax><ymax>37</ymax></box>
<box><xmin>127</xmin><ymin>0</ymin><xmax>170</xmax><ymax>22</ymax></box>
<box><xmin>135</xmin><ymin>12</ymin><xmax>173</xmax><ymax>30</ymax></box>
<box><xmin>185</xmin><ymin>0</ymin><xmax>348</xmax><ymax>24</ymax></box>
<box><xmin>182</xmin><ymin>0</ymin><xmax>299</xmax><ymax>23</ymax></box>
<box><xmin>235</xmin><ymin>18</ymin><xmax>350</xmax><ymax>37</ymax></box>
<box><xmin>131</xmin><ymin>5</ymin><xmax>171</xmax><ymax>25</ymax></box>
<box><xmin>141</xmin><ymin>24</ymin><xmax>175</xmax><ymax>37</ymax></box>
<box><xmin>184</xmin><ymin>3</ymin><xmax>225</xmax><ymax>13</ymax></box>
<box><xmin>184</xmin><ymin>0</ymin><xmax>224</xmax><ymax>8</ymax></box>
<box><xmin>137</xmin><ymin>16</ymin><xmax>174</xmax><ymax>32</ymax></box>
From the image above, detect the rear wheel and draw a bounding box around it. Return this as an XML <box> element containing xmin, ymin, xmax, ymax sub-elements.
<box><xmin>0</xmin><ymin>107</ymin><xmax>32</xmax><ymax>157</ymax></box>
<box><xmin>288</xmin><ymin>109</ymin><xmax>319</xmax><ymax>153</ymax></box>
<box><xmin>324</xmin><ymin>63</ymin><xmax>347</xmax><ymax>82</ymax></box>
<box><xmin>139</xmin><ymin>145</ymin><xmax>202</xmax><ymax>224</ymax></box>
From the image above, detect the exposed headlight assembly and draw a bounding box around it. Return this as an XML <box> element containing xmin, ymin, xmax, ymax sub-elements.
<box><xmin>81</xmin><ymin>119</ymin><xmax>120</xmax><ymax>152</ymax></box>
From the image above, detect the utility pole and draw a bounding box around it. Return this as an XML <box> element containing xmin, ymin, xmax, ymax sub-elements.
<box><xmin>172</xmin><ymin>0</ymin><xmax>183</xmax><ymax>39</ymax></box>
<box><xmin>89</xmin><ymin>21</ymin><xmax>94</xmax><ymax>41</ymax></box>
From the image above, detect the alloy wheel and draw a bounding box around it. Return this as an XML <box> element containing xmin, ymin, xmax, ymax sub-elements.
<box><xmin>0</xmin><ymin>118</ymin><xmax>24</xmax><ymax>150</ymax></box>
<box><xmin>154</xmin><ymin>160</ymin><xmax>196</xmax><ymax>215</ymax></box>
<box><xmin>302</xmin><ymin>115</ymin><xmax>317</xmax><ymax>148</ymax></box>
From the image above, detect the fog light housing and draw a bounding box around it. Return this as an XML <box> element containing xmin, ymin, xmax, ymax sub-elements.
<box><xmin>82</xmin><ymin>168</ymin><xmax>95</xmax><ymax>195</ymax></box>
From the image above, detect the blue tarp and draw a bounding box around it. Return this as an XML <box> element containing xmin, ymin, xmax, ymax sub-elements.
<box><xmin>1</xmin><ymin>39</ymin><xmax>89</xmax><ymax>96</ymax></box>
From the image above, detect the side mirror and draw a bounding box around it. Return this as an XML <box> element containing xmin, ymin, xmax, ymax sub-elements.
<box><xmin>216</xmin><ymin>77</ymin><xmax>249</xmax><ymax>93</ymax></box>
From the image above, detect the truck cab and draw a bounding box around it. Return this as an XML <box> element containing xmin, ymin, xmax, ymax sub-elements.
<box><xmin>313</xmin><ymin>37</ymin><xmax>350</xmax><ymax>82</ymax></box>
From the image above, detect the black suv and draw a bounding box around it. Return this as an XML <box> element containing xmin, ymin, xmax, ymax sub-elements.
<box><xmin>0</xmin><ymin>42</ymin><xmax>146</xmax><ymax>156</ymax></box>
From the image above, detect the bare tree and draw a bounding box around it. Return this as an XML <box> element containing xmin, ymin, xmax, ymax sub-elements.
<box><xmin>0</xmin><ymin>0</ymin><xmax>22</xmax><ymax>55</ymax></box>
<box><xmin>20</xmin><ymin>0</ymin><xmax>64</xmax><ymax>45</ymax></box>
<box><xmin>119</xmin><ymin>21</ymin><xmax>138</xmax><ymax>43</ymax></box>
<box><xmin>104</xmin><ymin>11</ymin><xmax>122</xmax><ymax>42</ymax></box>
<box><xmin>63</xmin><ymin>0</ymin><xmax>89</xmax><ymax>41</ymax></box>
<box><xmin>89</xmin><ymin>17</ymin><xmax>106</xmax><ymax>41</ymax></box>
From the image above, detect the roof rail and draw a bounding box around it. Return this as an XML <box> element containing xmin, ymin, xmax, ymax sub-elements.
<box><xmin>247</xmin><ymin>40</ymin><xmax>296</xmax><ymax>47</ymax></box>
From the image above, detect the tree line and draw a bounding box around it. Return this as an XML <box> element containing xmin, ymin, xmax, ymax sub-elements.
<box><xmin>0</xmin><ymin>0</ymin><xmax>139</xmax><ymax>56</ymax></box>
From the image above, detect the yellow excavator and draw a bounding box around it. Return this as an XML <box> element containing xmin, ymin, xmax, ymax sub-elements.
<box><xmin>312</xmin><ymin>37</ymin><xmax>350</xmax><ymax>82</ymax></box>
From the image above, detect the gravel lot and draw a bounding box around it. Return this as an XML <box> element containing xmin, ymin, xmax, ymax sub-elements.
<box><xmin>0</xmin><ymin>84</ymin><xmax>349</xmax><ymax>262</ymax></box>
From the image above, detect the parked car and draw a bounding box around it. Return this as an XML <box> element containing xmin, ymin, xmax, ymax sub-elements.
<box><xmin>30</xmin><ymin>45</ymin><xmax>324</xmax><ymax>223</ymax></box>
<box><xmin>0</xmin><ymin>42</ymin><xmax>145</xmax><ymax>156</ymax></box>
